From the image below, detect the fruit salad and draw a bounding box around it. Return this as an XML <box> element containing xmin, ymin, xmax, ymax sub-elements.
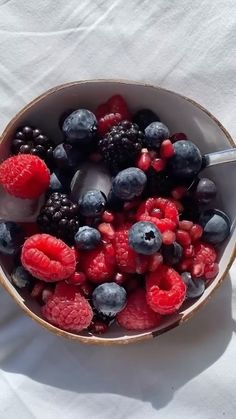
<box><xmin>0</xmin><ymin>94</ymin><xmax>231</xmax><ymax>335</ymax></box>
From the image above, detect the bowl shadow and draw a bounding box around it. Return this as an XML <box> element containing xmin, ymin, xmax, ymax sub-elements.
<box><xmin>0</xmin><ymin>273</ymin><xmax>235</xmax><ymax>412</ymax></box>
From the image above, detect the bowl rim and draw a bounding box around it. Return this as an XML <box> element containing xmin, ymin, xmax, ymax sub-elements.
<box><xmin>0</xmin><ymin>79</ymin><xmax>235</xmax><ymax>345</ymax></box>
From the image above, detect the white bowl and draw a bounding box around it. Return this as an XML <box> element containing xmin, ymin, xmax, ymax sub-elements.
<box><xmin>0</xmin><ymin>80</ymin><xmax>235</xmax><ymax>345</ymax></box>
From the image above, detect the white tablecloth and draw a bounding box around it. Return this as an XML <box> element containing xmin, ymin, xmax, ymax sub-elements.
<box><xmin>0</xmin><ymin>1</ymin><xmax>235</xmax><ymax>418</ymax></box>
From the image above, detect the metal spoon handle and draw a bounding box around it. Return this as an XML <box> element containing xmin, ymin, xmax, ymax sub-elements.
<box><xmin>202</xmin><ymin>148</ymin><xmax>236</xmax><ymax>168</ymax></box>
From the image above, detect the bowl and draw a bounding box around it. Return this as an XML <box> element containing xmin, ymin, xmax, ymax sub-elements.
<box><xmin>0</xmin><ymin>80</ymin><xmax>235</xmax><ymax>345</ymax></box>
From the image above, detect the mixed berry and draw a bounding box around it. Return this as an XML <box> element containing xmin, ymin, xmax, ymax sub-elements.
<box><xmin>0</xmin><ymin>94</ymin><xmax>232</xmax><ymax>335</ymax></box>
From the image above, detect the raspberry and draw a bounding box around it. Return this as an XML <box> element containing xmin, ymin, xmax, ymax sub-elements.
<box><xmin>136</xmin><ymin>150</ymin><xmax>151</xmax><ymax>172</ymax></box>
<box><xmin>80</xmin><ymin>243</ymin><xmax>116</xmax><ymax>283</ymax></box>
<box><xmin>98</xmin><ymin>113</ymin><xmax>123</xmax><ymax>136</ymax></box>
<box><xmin>115</xmin><ymin>225</ymin><xmax>149</xmax><ymax>274</ymax></box>
<box><xmin>136</xmin><ymin>198</ymin><xmax>179</xmax><ymax>233</ymax></box>
<box><xmin>176</xmin><ymin>229</ymin><xmax>192</xmax><ymax>247</ymax></box>
<box><xmin>151</xmin><ymin>158</ymin><xmax>166</xmax><ymax>172</ymax></box>
<box><xmin>21</xmin><ymin>234</ymin><xmax>76</xmax><ymax>282</ymax></box>
<box><xmin>193</xmin><ymin>242</ymin><xmax>217</xmax><ymax>265</ymax></box>
<box><xmin>42</xmin><ymin>282</ymin><xmax>93</xmax><ymax>332</ymax></box>
<box><xmin>146</xmin><ymin>265</ymin><xmax>186</xmax><ymax>315</ymax></box>
<box><xmin>0</xmin><ymin>154</ymin><xmax>50</xmax><ymax>199</ymax></box>
<box><xmin>95</xmin><ymin>103</ymin><xmax>109</xmax><ymax>119</ymax></box>
<box><xmin>107</xmin><ymin>95</ymin><xmax>130</xmax><ymax>120</ymax></box>
<box><xmin>117</xmin><ymin>288</ymin><xmax>162</xmax><ymax>330</ymax></box>
<box><xmin>204</xmin><ymin>262</ymin><xmax>219</xmax><ymax>279</ymax></box>
<box><xmin>160</xmin><ymin>139</ymin><xmax>174</xmax><ymax>159</ymax></box>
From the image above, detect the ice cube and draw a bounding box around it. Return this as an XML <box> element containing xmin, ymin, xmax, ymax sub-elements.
<box><xmin>70</xmin><ymin>162</ymin><xmax>112</xmax><ymax>202</ymax></box>
<box><xmin>0</xmin><ymin>186</ymin><xmax>45</xmax><ymax>222</ymax></box>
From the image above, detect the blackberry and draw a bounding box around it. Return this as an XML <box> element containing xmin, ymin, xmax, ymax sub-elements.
<box><xmin>11</xmin><ymin>126</ymin><xmax>55</xmax><ymax>166</ymax></box>
<box><xmin>98</xmin><ymin>120</ymin><xmax>144</xmax><ymax>175</ymax></box>
<box><xmin>37</xmin><ymin>192</ymin><xmax>80</xmax><ymax>244</ymax></box>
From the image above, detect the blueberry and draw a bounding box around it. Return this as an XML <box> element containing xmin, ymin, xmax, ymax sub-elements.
<box><xmin>53</xmin><ymin>143</ymin><xmax>83</xmax><ymax>172</ymax></box>
<box><xmin>79</xmin><ymin>189</ymin><xmax>106</xmax><ymax>217</ymax></box>
<box><xmin>133</xmin><ymin>109</ymin><xmax>160</xmax><ymax>131</ymax></box>
<box><xmin>128</xmin><ymin>221</ymin><xmax>162</xmax><ymax>255</ymax></box>
<box><xmin>198</xmin><ymin>209</ymin><xmax>231</xmax><ymax>244</ymax></box>
<box><xmin>49</xmin><ymin>171</ymin><xmax>70</xmax><ymax>194</ymax></box>
<box><xmin>0</xmin><ymin>221</ymin><xmax>23</xmax><ymax>255</ymax></box>
<box><xmin>162</xmin><ymin>242</ymin><xmax>183</xmax><ymax>265</ymax></box>
<box><xmin>92</xmin><ymin>282</ymin><xmax>127</xmax><ymax>317</ymax></box>
<box><xmin>74</xmin><ymin>226</ymin><xmax>101</xmax><ymax>250</ymax></box>
<box><xmin>181</xmin><ymin>272</ymin><xmax>205</xmax><ymax>299</ymax></box>
<box><xmin>168</xmin><ymin>140</ymin><xmax>202</xmax><ymax>178</ymax></box>
<box><xmin>195</xmin><ymin>178</ymin><xmax>217</xmax><ymax>204</ymax></box>
<box><xmin>112</xmin><ymin>167</ymin><xmax>147</xmax><ymax>200</ymax></box>
<box><xmin>62</xmin><ymin>109</ymin><xmax>97</xmax><ymax>145</ymax></box>
<box><xmin>11</xmin><ymin>266</ymin><xmax>33</xmax><ymax>289</ymax></box>
<box><xmin>144</xmin><ymin>121</ymin><xmax>170</xmax><ymax>148</ymax></box>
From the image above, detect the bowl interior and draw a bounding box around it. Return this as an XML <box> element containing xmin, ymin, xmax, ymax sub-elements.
<box><xmin>0</xmin><ymin>80</ymin><xmax>235</xmax><ymax>344</ymax></box>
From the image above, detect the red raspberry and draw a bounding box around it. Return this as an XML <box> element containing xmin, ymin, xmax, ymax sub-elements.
<box><xmin>115</xmin><ymin>225</ymin><xmax>149</xmax><ymax>274</ymax></box>
<box><xmin>146</xmin><ymin>265</ymin><xmax>186</xmax><ymax>315</ymax></box>
<box><xmin>98</xmin><ymin>113</ymin><xmax>123</xmax><ymax>135</ymax></box>
<box><xmin>107</xmin><ymin>94</ymin><xmax>130</xmax><ymax>120</ymax></box>
<box><xmin>170</xmin><ymin>132</ymin><xmax>187</xmax><ymax>143</ymax></box>
<box><xmin>204</xmin><ymin>262</ymin><xmax>219</xmax><ymax>279</ymax></box>
<box><xmin>117</xmin><ymin>288</ymin><xmax>162</xmax><ymax>331</ymax></box>
<box><xmin>0</xmin><ymin>154</ymin><xmax>50</xmax><ymax>199</ymax></box>
<box><xmin>193</xmin><ymin>242</ymin><xmax>217</xmax><ymax>265</ymax></box>
<box><xmin>136</xmin><ymin>150</ymin><xmax>152</xmax><ymax>172</ymax></box>
<box><xmin>151</xmin><ymin>158</ymin><xmax>166</xmax><ymax>172</ymax></box>
<box><xmin>136</xmin><ymin>197</ymin><xmax>179</xmax><ymax>233</ymax></box>
<box><xmin>80</xmin><ymin>243</ymin><xmax>116</xmax><ymax>283</ymax></box>
<box><xmin>160</xmin><ymin>139</ymin><xmax>174</xmax><ymax>159</ymax></box>
<box><xmin>176</xmin><ymin>229</ymin><xmax>192</xmax><ymax>247</ymax></box>
<box><xmin>95</xmin><ymin>103</ymin><xmax>109</xmax><ymax>119</ymax></box>
<box><xmin>42</xmin><ymin>282</ymin><xmax>93</xmax><ymax>332</ymax></box>
<box><xmin>21</xmin><ymin>234</ymin><xmax>76</xmax><ymax>282</ymax></box>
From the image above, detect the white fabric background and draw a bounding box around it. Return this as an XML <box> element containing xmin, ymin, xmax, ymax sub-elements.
<box><xmin>0</xmin><ymin>1</ymin><xmax>236</xmax><ymax>418</ymax></box>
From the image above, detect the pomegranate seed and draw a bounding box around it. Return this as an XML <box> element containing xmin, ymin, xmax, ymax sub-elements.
<box><xmin>123</xmin><ymin>199</ymin><xmax>141</xmax><ymax>211</ymax></box>
<box><xmin>42</xmin><ymin>288</ymin><xmax>53</xmax><ymax>303</ymax></box>
<box><xmin>162</xmin><ymin>230</ymin><xmax>176</xmax><ymax>245</ymax></box>
<box><xmin>171</xmin><ymin>186</ymin><xmax>188</xmax><ymax>200</ymax></box>
<box><xmin>149</xmin><ymin>253</ymin><xmax>163</xmax><ymax>272</ymax></box>
<box><xmin>89</xmin><ymin>152</ymin><xmax>103</xmax><ymax>162</ymax></box>
<box><xmin>204</xmin><ymin>263</ymin><xmax>219</xmax><ymax>280</ymax></box>
<box><xmin>68</xmin><ymin>271</ymin><xmax>87</xmax><ymax>285</ymax></box>
<box><xmin>136</xmin><ymin>151</ymin><xmax>151</xmax><ymax>171</ymax></box>
<box><xmin>170</xmin><ymin>132</ymin><xmax>187</xmax><ymax>143</ymax></box>
<box><xmin>190</xmin><ymin>224</ymin><xmax>203</xmax><ymax>241</ymax></box>
<box><xmin>79</xmin><ymin>282</ymin><xmax>94</xmax><ymax>298</ymax></box>
<box><xmin>95</xmin><ymin>103</ymin><xmax>109</xmax><ymax>119</ymax></box>
<box><xmin>31</xmin><ymin>282</ymin><xmax>44</xmax><ymax>299</ymax></box>
<box><xmin>184</xmin><ymin>244</ymin><xmax>194</xmax><ymax>258</ymax></box>
<box><xmin>192</xmin><ymin>262</ymin><xmax>205</xmax><ymax>278</ymax></box>
<box><xmin>176</xmin><ymin>229</ymin><xmax>192</xmax><ymax>247</ymax></box>
<box><xmin>98</xmin><ymin>223</ymin><xmax>115</xmax><ymax>241</ymax></box>
<box><xmin>151</xmin><ymin>158</ymin><xmax>166</xmax><ymax>172</ymax></box>
<box><xmin>102</xmin><ymin>210</ymin><xmax>114</xmax><ymax>223</ymax></box>
<box><xmin>160</xmin><ymin>139</ymin><xmax>174</xmax><ymax>159</ymax></box>
<box><xmin>90</xmin><ymin>320</ymin><xmax>108</xmax><ymax>334</ymax></box>
<box><xmin>114</xmin><ymin>272</ymin><xmax>127</xmax><ymax>285</ymax></box>
<box><xmin>179</xmin><ymin>220</ymin><xmax>194</xmax><ymax>231</ymax></box>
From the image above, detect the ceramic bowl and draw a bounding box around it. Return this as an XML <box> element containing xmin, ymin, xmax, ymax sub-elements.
<box><xmin>0</xmin><ymin>80</ymin><xmax>235</xmax><ymax>345</ymax></box>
